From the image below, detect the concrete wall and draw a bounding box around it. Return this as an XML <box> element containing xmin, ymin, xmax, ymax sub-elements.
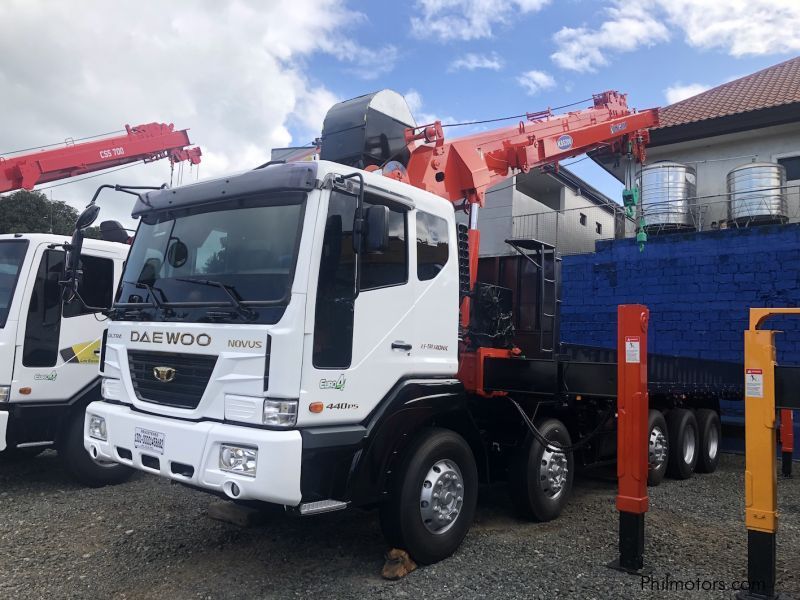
<box><xmin>647</xmin><ymin>122</ymin><xmax>800</xmax><ymax>228</ymax></box>
<box><xmin>560</xmin><ymin>223</ymin><xmax>800</xmax><ymax>442</ymax></box>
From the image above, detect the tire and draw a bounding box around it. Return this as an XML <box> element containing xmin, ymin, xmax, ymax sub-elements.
<box><xmin>695</xmin><ymin>409</ymin><xmax>721</xmax><ymax>474</ymax></box>
<box><xmin>378</xmin><ymin>428</ymin><xmax>478</xmax><ymax>565</ymax></box>
<box><xmin>665</xmin><ymin>408</ymin><xmax>698</xmax><ymax>480</ymax></box>
<box><xmin>60</xmin><ymin>409</ymin><xmax>133</xmax><ymax>487</ymax></box>
<box><xmin>509</xmin><ymin>418</ymin><xmax>574</xmax><ymax>522</ymax></box>
<box><xmin>647</xmin><ymin>410</ymin><xmax>669</xmax><ymax>487</ymax></box>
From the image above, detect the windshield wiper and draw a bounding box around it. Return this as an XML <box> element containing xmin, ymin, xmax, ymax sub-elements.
<box><xmin>134</xmin><ymin>282</ymin><xmax>168</xmax><ymax>308</ymax></box>
<box><xmin>174</xmin><ymin>278</ymin><xmax>257</xmax><ymax>320</ymax></box>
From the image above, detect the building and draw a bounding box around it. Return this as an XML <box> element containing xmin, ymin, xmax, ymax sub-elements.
<box><xmin>593</xmin><ymin>56</ymin><xmax>800</xmax><ymax>231</ymax></box>
<box><xmin>477</xmin><ymin>166</ymin><xmax>621</xmax><ymax>257</ymax></box>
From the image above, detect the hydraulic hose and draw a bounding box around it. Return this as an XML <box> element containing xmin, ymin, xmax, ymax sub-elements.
<box><xmin>508</xmin><ymin>396</ymin><xmax>615</xmax><ymax>454</ymax></box>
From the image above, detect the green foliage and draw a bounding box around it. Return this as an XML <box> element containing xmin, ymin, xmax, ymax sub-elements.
<box><xmin>0</xmin><ymin>190</ymin><xmax>80</xmax><ymax>236</ymax></box>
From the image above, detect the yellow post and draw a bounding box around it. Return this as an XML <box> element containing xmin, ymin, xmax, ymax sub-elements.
<box><xmin>739</xmin><ymin>307</ymin><xmax>800</xmax><ymax>600</ymax></box>
<box><xmin>743</xmin><ymin>327</ymin><xmax>777</xmax><ymax>534</ymax></box>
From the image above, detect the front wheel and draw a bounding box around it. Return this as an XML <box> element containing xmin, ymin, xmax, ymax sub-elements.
<box><xmin>379</xmin><ymin>428</ymin><xmax>478</xmax><ymax>565</ymax></box>
<box><xmin>509</xmin><ymin>418</ymin><xmax>573</xmax><ymax>522</ymax></box>
<box><xmin>60</xmin><ymin>409</ymin><xmax>133</xmax><ymax>487</ymax></box>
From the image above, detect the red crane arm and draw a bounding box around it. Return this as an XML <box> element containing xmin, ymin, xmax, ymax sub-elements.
<box><xmin>0</xmin><ymin>123</ymin><xmax>202</xmax><ymax>193</ymax></box>
<box><xmin>401</xmin><ymin>91</ymin><xmax>658</xmax><ymax>207</ymax></box>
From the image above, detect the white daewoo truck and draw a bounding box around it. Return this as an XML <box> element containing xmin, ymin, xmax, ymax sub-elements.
<box><xmin>0</xmin><ymin>227</ymin><xmax>132</xmax><ymax>485</ymax></box>
<box><xmin>79</xmin><ymin>91</ymin><xmax>735</xmax><ymax>564</ymax></box>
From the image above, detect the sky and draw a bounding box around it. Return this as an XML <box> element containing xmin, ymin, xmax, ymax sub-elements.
<box><xmin>2</xmin><ymin>0</ymin><xmax>799</xmax><ymax>228</ymax></box>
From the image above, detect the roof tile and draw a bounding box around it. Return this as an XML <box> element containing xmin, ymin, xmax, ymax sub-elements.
<box><xmin>658</xmin><ymin>56</ymin><xmax>800</xmax><ymax>129</ymax></box>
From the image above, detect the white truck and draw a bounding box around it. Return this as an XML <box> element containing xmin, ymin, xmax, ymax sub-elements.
<box><xmin>0</xmin><ymin>230</ymin><xmax>132</xmax><ymax>486</ymax></box>
<box><xmin>78</xmin><ymin>91</ymin><xmax>733</xmax><ymax>564</ymax></box>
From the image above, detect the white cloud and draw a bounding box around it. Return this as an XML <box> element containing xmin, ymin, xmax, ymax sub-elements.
<box><xmin>449</xmin><ymin>52</ymin><xmax>504</xmax><ymax>72</ymax></box>
<box><xmin>516</xmin><ymin>70</ymin><xmax>556</xmax><ymax>95</ymax></box>
<box><xmin>551</xmin><ymin>2</ymin><xmax>669</xmax><ymax>72</ymax></box>
<box><xmin>664</xmin><ymin>82</ymin><xmax>712</xmax><ymax>104</ymax></box>
<box><xmin>411</xmin><ymin>0</ymin><xmax>550</xmax><ymax>41</ymax></box>
<box><xmin>403</xmin><ymin>89</ymin><xmax>456</xmax><ymax>126</ymax></box>
<box><xmin>660</xmin><ymin>0</ymin><xmax>800</xmax><ymax>57</ymax></box>
<box><xmin>552</xmin><ymin>0</ymin><xmax>800</xmax><ymax>72</ymax></box>
<box><xmin>0</xmin><ymin>0</ymin><xmax>388</xmax><ymax>226</ymax></box>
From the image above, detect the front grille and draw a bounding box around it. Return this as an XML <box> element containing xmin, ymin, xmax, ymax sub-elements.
<box><xmin>128</xmin><ymin>350</ymin><xmax>217</xmax><ymax>409</ymax></box>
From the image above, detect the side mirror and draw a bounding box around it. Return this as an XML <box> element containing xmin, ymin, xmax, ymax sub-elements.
<box><xmin>75</xmin><ymin>204</ymin><xmax>101</xmax><ymax>231</ymax></box>
<box><xmin>63</xmin><ymin>204</ymin><xmax>101</xmax><ymax>301</ymax></box>
<box><xmin>364</xmin><ymin>205</ymin><xmax>389</xmax><ymax>254</ymax></box>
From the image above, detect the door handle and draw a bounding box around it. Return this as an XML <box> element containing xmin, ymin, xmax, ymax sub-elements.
<box><xmin>391</xmin><ymin>341</ymin><xmax>412</xmax><ymax>352</ymax></box>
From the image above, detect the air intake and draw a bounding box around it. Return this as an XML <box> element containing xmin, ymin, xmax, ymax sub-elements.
<box><xmin>319</xmin><ymin>90</ymin><xmax>416</xmax><ymax>169</ymax></box>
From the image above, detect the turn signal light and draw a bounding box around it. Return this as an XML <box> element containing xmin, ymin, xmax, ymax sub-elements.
<box><xmin>309</xmin><ymin>402</ymin><xmax>324</xmax><ymax>413</ymax></box>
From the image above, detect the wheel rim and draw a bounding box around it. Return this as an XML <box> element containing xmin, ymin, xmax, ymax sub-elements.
<box><xmin>539</xmin><ymin>446</ymin><xmax>568</xmax><ymax>499</ymax></box>
<box><xmin>419</xmin><ymin>459</ymin><xmax>464</xmax><ymax>534</ymax></box>
<box><xmin>649</xmin><ymin>426</ymin><xmax>668</xmax><ymax>470</ymax></box>
<box><xmin>707</xmin><ymin>425</ymin><xmax>719</xmax><ymax>461</ymax></box>
<box><xmin>683</xmin><ymin>428</ymin><xmax>696</xmax><ymax>464</ymax></box>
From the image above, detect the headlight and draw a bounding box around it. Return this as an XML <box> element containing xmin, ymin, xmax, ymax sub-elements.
<box><xmin>100</xmin><ymin>377</ymin><xmax>121</xmax><ymax>401</ymax></box>
<box><xmin>219</xmin><ymin>445</ymin><xmax>257</xmax><ymax>477</ymax></box>
<box><xmin>262</xmin><ymin>399</ymin><xmax>297</xmax><ymax>427</ymax></box>
<box><xmin>0</xmin><ymin>386</ymin><xmax>9</xmax><ymax>402</ymax></box>
<box><xmin>88</xmin><ymin>415</ymin><xmax>107</xmax><ymax>441</ymax></box>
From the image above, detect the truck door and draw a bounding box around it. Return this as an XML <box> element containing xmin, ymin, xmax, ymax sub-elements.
<box><xmin>13</xmin><ymin>246</ymin><xmax>115</xmax><ymax>404</ymax></box>
<box><xmin>305</xmin><ymin>189</ymin><xmax>415</xmax><ymax>422</ymax></box>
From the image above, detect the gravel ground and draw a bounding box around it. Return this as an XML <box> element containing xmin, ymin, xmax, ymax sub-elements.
<box><xmin>1</xmin><ymin>452</ymin><xmax>798</xmax><ymax>600</ymax></box>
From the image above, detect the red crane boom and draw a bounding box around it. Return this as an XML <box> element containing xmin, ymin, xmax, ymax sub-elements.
<box><xmin>387</xmin><ymin>91</ymin><xmax>659</xmax><ymax>337</ymax></box>
<box><xmin>401</xmin><ymin>91</ymin><xmax>658</xmax><ymax>207</ymax></box>
<box><xmin>0</xmin><ymin>122</ymin><xmax>202</xmax><ymax>193</ymax></box>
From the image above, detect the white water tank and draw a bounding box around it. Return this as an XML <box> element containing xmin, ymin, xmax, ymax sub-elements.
<box><xmin>640</xmin><ymin>161</ymin><xmax>697</xmax><ymax>232</ymax></box>
<box><xmin>727</xmin><ymin>162</ymin><xmax>788</xmax><ymax>224</ymax></box>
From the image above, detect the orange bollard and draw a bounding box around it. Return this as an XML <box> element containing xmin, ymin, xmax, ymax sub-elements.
<box><xmin>609</xmin><ymin>304</ymin><xmax>649</xmax><ymax>573</ymax></box>
<box><xmin>780</xmin><ymin>409</ymin><xmax>793</xmax><ymax>477</ymax></box>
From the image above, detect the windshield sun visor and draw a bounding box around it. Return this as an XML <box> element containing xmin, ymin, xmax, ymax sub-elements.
<box><xmin>132</xmin><ymin>162</ymin><xmax>318</xmax><ymax>218</ymax></box>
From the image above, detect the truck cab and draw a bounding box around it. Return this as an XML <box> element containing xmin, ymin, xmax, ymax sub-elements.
<box><xmin>84</xmin><ymin>161</ymin><xmax>477</xmax><ymax>559</ymax></box>
<box><xmin>0</xmin><ymin>233</ymin><xmax>132</xmax><ymax>486</ymax></box>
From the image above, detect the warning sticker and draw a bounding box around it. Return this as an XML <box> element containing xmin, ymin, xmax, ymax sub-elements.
<box><xmin>625</xmin><ymin>336</ymin><xmax>640</xmax><ymax>364</ymax></box>
<box><xmin>746</xmin><ymin>368</ymin><xmax>763</xmax><ymax>398</ymax></box>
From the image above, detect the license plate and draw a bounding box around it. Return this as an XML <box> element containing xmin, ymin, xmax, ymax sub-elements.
<box><xmin>134</xmin><ymin>427</ymin><xmax>165</xmax><ymax>455</ymax></box>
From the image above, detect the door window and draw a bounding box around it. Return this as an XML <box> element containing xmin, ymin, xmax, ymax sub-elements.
<box><xmin>416</xmin><ymin>212</ymin><xmax>449</xmax><ymax>281</ymax></box>
<box><xmin>360</xmin><ymin>196</ymin><xmax>407</xmax><ymax>290</ymax></box>
<box><xmin>313</xmin><ymin>191</ymin><xmax>357</xmax><ymax>369</ymax></box>
<box><xmin>23</xmin><ymin>250</ymin><xmax>65</xmax><ymax>367</ymax></box>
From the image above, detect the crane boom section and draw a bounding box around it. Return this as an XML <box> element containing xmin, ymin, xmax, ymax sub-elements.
<box><xmin>404</xmin><ymin>91</ymin><xmax>659</xmax><ymax>206</ymax></box>
<box><xmin>0</xmin><ymin>123</ymin><xmax>202</xmax><ymax>193</ymax></box>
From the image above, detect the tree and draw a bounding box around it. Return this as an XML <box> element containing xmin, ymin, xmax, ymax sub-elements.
<box><xmin>0</xmin><ymin>190</ymin><xmax>80</xmax><ymax>236</ymax></box>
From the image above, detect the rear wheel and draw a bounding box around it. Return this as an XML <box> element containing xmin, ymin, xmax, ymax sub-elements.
<box><xmin>60</xmin><ymin>409</ymin><xmax>133</xmax><ymax>487</ymax></box>
<box><xmin>647</xmin><ymin>409</ymin><xmax>669</xmax><ymax>486</ymax></box>
<box><xmin>666</xmin><ymin>408</ymin><xmax>698</xmax><ymax>480</ymax></box>
<box><xmin>509</xmin><ymin>418</ymin><xmax>573</xmax><ymax>521</ymax></box>
<box><xmin>695</xmin><ymin>409</ymin><xmax>721</xmax><ymax>474</ymax></box>
<box><xmin>379</xmin><ymin>428</ymin><xmax>478</xmax><ymax>565</ymax></box>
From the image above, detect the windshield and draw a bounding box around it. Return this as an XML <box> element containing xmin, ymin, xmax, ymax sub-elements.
<box><xmin>0</xmin><ymin>240</ymin><xmax>29</xmax><ymax>328</ymax></box>
<box><xmin>116</xmin><ymin>193</ymin><xmax>306</xmax><ymax>317</ymax></box>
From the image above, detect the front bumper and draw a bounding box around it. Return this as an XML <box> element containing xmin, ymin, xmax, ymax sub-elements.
<box><xmin>84</xmin><ymin>402</ymin><xmax>302</xmax><ymax>505</ymax></box>
<box><xmin>0</xmin><ymin>411</ymin><xmax>7</xmax><ymax>452</ymax></box>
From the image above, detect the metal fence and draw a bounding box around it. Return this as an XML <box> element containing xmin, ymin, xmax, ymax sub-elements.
<box><xmin>511</xmin><ymin>183</ymin><xmax>800</xmax><ymax>257</ymax></box>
